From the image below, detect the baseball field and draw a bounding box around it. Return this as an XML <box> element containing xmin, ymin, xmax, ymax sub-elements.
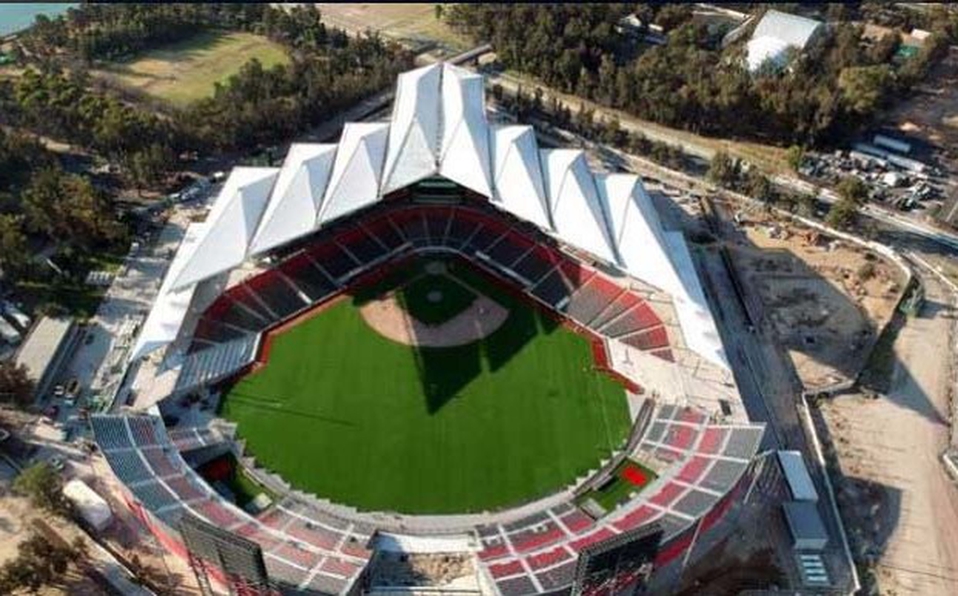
<box><xmin>219</xmin><ymin>256</ymin><xmax>631</xmax><ymax>514</ymax></box>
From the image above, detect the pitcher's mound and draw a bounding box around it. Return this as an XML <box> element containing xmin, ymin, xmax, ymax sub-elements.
<box><xmin>359</xmin><ymin>293</ymin><xmax>508</xmax><ymax>347</ymax></box>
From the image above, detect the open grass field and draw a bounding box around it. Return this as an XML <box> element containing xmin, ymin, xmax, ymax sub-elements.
<box><xmin>94</xmin><ymin>31</ymin><xmax>289</xmax><ymax>106</ymax></box>
<box><xmin>316</xmin><ymin>3</ymin><xmax>468</xmax><ymax>53</ymax></box>
<box><xmin>220</xmin><ymin>257</ymin><xmax>630</xmax><ymax>514</ymax></box>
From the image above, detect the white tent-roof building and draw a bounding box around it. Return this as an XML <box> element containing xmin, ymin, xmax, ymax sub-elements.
<box><xmin>131</xmin><ymin>62</ymin><xmax>729</xmax><ymax>372</ymax></box>
<box><xmin>746</xmin><ymin>10</ymin><xmax>824</xmax><ymax>73</ymax></box>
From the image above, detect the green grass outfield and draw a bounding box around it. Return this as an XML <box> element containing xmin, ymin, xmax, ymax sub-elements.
<box><xmin>220</xmin><ymin>258</ymin><xmax>631</xmax><ymax>514</ymax></box>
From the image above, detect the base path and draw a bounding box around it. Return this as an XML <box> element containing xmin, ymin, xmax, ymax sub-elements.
<box><xmin>359</xmin><ymin>292</ymin><xmax>508</xmax><ymax>347</ymax></box>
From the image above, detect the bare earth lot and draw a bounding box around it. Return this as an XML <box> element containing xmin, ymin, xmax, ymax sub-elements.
<box><xmin>820</xmin><ymin>276</ymin><xmax>958</xmax><ymax>595</ymax></box>
<box><xmin>727</xmin><ymin>208</ymin><xmax>903</xmax><ymax>390</ymax></box>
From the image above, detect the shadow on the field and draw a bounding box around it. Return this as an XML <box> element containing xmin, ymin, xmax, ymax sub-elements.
<box><xmin>412</xmin><ymin>309</ymin><xmax>560</xmax><ymax>414</ymax></box>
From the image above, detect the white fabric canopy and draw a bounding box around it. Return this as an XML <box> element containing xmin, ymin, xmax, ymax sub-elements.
<box><xmin>129</xmin><ymin>223</ymin><xmax>207</xmax><ymax>361</ymax></box>
<box><xmin>438</xmin><ymin>64</ymin><xmax>492</xmax><ymax>197</ymax></box>
<box><xmin>664</xmin><ymin>231</ymin><xmax>728</xmax><ymax>369</ymax></box>
<box><xmin>172</xmin><ymin>167</ymin><xmax>278</xmax><ymax>290</ymax></box>
<box><xmin>249</xmin><ymin>144</ymin><xmax>337</xmax><ymax>255</ymax></box>
<box><xmin>319</xmin><ymin>122</ymin><xmax>389</xmax><ymax>225</ymax></box>
<box><xmin>490</xmin><ymin>125</ymin><xmax>551</xmax><ymax>229</ymax></box>
<box><xmin>381</xmin><ymin>64</ymin><xmax>442</xmax><ymax>194</ymax></box>
<box><xmin>597</xmin><ymin>173</ymin><xmax>683</xmax><ymax>297</ymax></box>
<box><xmin>540</xmin><ymin>149</ymin><xmax>617</xmax><ymax>264</ymax></box>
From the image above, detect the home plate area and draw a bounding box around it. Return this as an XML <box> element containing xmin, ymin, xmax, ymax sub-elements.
<box><xmin>357</xmin><ymin>258</ymin><xmax>509</xmax><ymax>347</ymax></box>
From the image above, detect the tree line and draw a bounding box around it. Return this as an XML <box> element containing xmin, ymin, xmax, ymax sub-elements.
<box><xmin>447</xmin><ymin>3</ymin><xmax>957</xmax><ymax>148</ymax></box>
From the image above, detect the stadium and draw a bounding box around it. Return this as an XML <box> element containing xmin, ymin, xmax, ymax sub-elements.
<box><xmin>93</xmin><ymin>63</ymin><xmax>765</xmax><ymax>595</ymax></box>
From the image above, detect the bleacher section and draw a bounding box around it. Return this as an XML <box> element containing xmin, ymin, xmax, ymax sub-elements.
<box><xmin>188</xmin><ymin>204</ymin><xmax>674</xmax><ymax>365</ymax></box>
<box><xmin>91</xmin><ymin>414</ymin><xmax>372</xmax><ymax>593</ymax></box>
<box><xmin>471</xmin><ymin>403</ymin><xmax>764</xmax><ymax>596</ymax></box>
<box><xmin>174</xmin><ymin>335</ymin><xmax>258</xmax><ymax>395</ymax></box>
<box><xmin>94</xmin><ymin>396</ymin><xmax>762</xmax><ymax>596</ymax></box>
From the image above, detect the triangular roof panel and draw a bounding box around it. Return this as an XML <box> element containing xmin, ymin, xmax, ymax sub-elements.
<box><xmin>172</xmin><ymin>167</ymin><xmax>278</xmax><ymax>290</ymax></box>
<box><xmin>540</xmin><ymin>149</ymin><xmax>617</xmax><ymax>263</ymax></box>
<box><xmin>381</xmin><ymin>63</ymin><xmax>441</xmax><ymax>194</ymax></box>
<box><xmin>491</xmin><ymin>125</ymin><xmax>550</xmax><ymax>229</ymax></box>
<box><xmin>249</xmin><ymin>144</ymin><xmax>337</xmax><ymax>255</ymax></box>
<box><xmin>129</xmin><ymin>223</ymin><xmax>207</xmax><ymax>360</ymax></box>
<box><xmin>597</xmin><ymin>173</ymin><xmax>683</xmax><ymax>296</ymax></box>
<box><xmin>438</xmin><ymin>64</ymin><xmax>492</xmax><ymax>197</ymax></box>
<box><xmin>319</xmin><ymin>122</ymin><xmax>389</xmax><ymax>225</ymax></box>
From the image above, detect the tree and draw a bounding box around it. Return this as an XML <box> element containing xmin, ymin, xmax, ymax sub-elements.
<box><xmin>745</xmin><ymin>169</ymin><xmax>774</xmax><ymax>203</ymax></box>
<box><xmin>0</xmin><ymin>530</ymin><xmax>84</xmax><ymax>593</ymax></box>
<box><xmin>23</xmin><ymin>167</ymin><xmax>125</xmax><ymax>250</ymax></box>
<box><xmin>12</xmin><ymin>462</ymin><xmax>68</xmax><ymax>515</ymax></box>
<box><xmin>0</xmin><ymin>362</ymin><xmax>35</xmax><ymax>407</ymax></box>
<box><xmin>434</xmin><ymin>4</ymin><xmax>444</xmax><ymax>21</ymax></box>
<box><xmin>0</xmin><ymin>215</ymin><xmax>29</xmax><ymax>278</ymax></box>
<box><xmin>837</xmin><ymin>65</ymin><xmax>894</xmax><ymax>115</ymax></box>
<box><xmin>786</xmin><ymin>145</ymin><xmax>805</xmax><ymax>171</ymax></box>
<box><xmin>707</xmin><ymin>151</ymin><xmax>740</xmax><ymax>187</ymax></box>
<box><xmin>837</xmin><ymin>176</ymin><xmax>869</xmax><ymax>204</ymax></box>
<box><xmin>826</xmin><ymin>199</ymin><xmax>859</xmax><ymax>230</ymax></box>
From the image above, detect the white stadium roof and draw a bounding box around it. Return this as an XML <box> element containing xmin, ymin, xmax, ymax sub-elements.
<box><xmin>319</xmin><ymin>122</ymin><xmax>389</xmax><ymax>225</ymax></box>
<box><xmin>132</xmin><ymin>62</ymin><xmax>729</xmax><ymax>369</ymax></box>
<box><xmin>541</xmin><ymin>149</ymin><xmax>618</xmax><ymax>264</ymax></box>
<box><xmin>172</xmin><ymin>167</ymin><xmax>278</xmax><ymax>290</ymax></box>
<box><xmin>250</xmin><ymin>143</ymin><xmax>337</xmax><ymax>255</ymax></box>
<box><xmin>491</xmin><ymin>125</ymin><xmax>551</xmax><ymax>229</ymax></box>
<box><xmin>131</xmin><ymin>223</ymin><xmax>207</xmax><ymax>360</ymax></box>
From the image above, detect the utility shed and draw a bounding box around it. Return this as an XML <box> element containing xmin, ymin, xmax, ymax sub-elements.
<box><xmin>778</xmin><ymin>450</ymin><xmax>818</xmax><ymax>502</ymax></box>
<box><xmin>63</xmin><ymin>479</ymin><xmax>113</xmax><ymax>532</ymax></box>
<box><xmin>782</xmin><ymin>501</ymin><xmax>829</xmax><ymax>551</ymax></box>
<box><xmin>14</xmin><ymin>316</ymin><xmax>78</xmax><ymax>400</ymax></box>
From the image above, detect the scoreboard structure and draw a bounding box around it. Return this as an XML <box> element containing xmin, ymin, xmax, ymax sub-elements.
<box><xmin>179</xmin><ymin>514</ymin><xmax>276</xmax><ymax>596</ymax></box>
<box><xmin>572</xmin><ymin>523</ymin><xmax>664</xmax><ymax>596</ymax></box>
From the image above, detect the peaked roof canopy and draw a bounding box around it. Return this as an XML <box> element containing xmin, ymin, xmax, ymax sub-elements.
<box><xmin>134</xmin><ymin>62</ymin><xmax>726</xmax><ymax>369</ymax></box>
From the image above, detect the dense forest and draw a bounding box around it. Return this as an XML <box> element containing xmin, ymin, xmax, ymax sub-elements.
<box><xmin>447</xmin><ymin>3</ymin><xmax>956</xmax><ymax>147</ymax></box>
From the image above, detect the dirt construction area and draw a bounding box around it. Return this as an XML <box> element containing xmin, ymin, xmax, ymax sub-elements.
<box><xmin>728</xmin><ymin>209</ymin><xmax>905</xmax><ymax>390</ymax></box>
<box><xmin>817</xmin><ymin>274</ymin><xmax>958</xmax><ymax>595</ymax></box>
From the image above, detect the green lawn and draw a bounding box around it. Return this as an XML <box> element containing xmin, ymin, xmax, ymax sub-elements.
<box><xmin>94</xmin><ymin>31</ymin><xmax>289</xmax><ymax>106</ymax></box>
<box><xmin>220</xmin><ymin>257</ymin><xmax>630</xmax><ymax>514</ymax></box>
<box><xmin>577</xmin><ymin>460</ymin><xmax>658</xmax><ymax>513</ymax></box>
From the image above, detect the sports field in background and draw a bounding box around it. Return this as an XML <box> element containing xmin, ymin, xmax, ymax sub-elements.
<box><xmin>220</xmin><ymin>257</ymin><xmax>631</xmax><ymax>514</ymax></box>
<box><xmin>94</xmin><ymin>31</ymin><xmax>289</xmax><ymax>106</ymax></box>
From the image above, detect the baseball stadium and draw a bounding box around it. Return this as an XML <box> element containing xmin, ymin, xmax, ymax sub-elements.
<box><xmin>93</xmin><ymin>63</ymin><xmax>765</xmax><ymax>595</ymax></box>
